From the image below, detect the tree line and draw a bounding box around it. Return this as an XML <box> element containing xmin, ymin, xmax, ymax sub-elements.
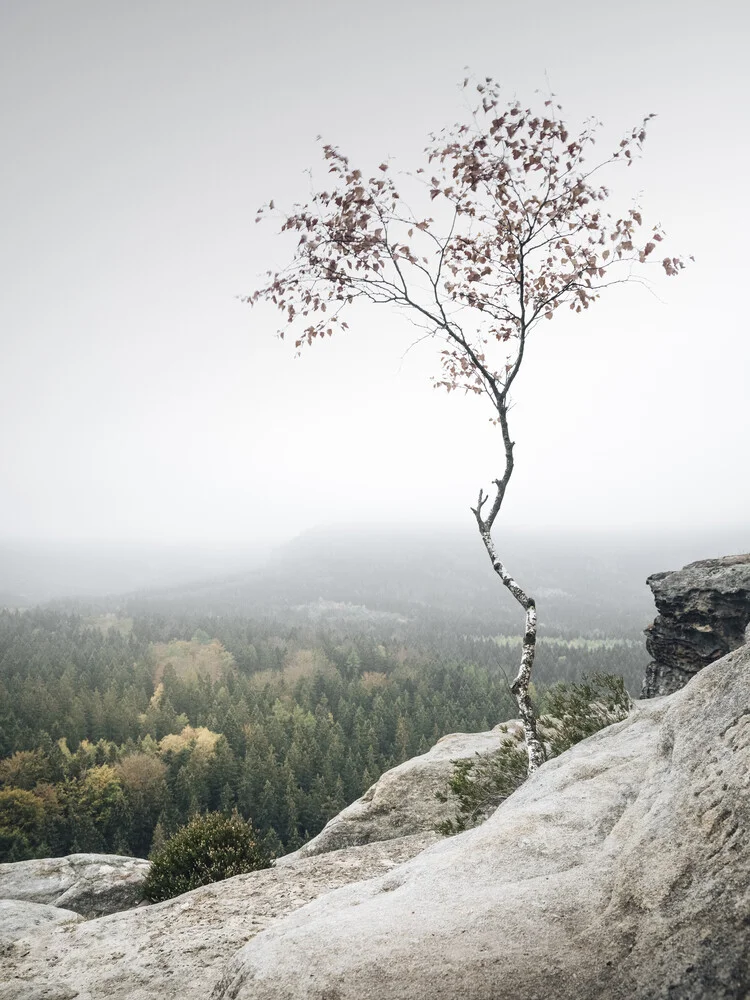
<box><xmin>0</xmin><ymin>606</ymin><xmax>646</xmax><ymax>862</ymax></box>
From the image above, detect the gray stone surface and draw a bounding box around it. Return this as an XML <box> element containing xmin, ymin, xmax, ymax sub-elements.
<box><xmin>0</xmin><ymin>834</ymin><xmax>436</xmax><ymax>1000</ymax></box>
<box><xmin>280</xmin><ymin>721</ymin><xmax>526</xmax><ymax>862</ymax></box>
<box><xmin>214</xmin><ymin>642</ymin><xmax>750</xmax><ymax>1000</ymax></box>
<box><xmin>643</xmin><ymin>553</ymin><xmax>750</xmax><ymax>696</ymax></box>
<box><xmin>0</xmin><ymin>900</ymin><xmax>82</xmax><ymax>953</ymax></box>
<box><xmin>0</xmin><ymin>854</ymin><xmax>150</xmax><ymax>918</ymax></box>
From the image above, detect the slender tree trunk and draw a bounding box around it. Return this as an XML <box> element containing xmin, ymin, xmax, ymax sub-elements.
<box><xmin>477</xmin><ymin>528</ymin><xmax>546</xmax><ymax>774</ymax></box>
<box><xmin>469</xmin><ymin>387</ymin><xmax>546</xmax><ymax>775</ymax></box>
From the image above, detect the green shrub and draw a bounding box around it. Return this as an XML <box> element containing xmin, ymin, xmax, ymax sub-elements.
<box><xmin>539</xmin><ymin>672</ymin><xmax>632</xmax><ymax>753</ymax></box>
<box><xmin>435</xmin><ymin>737</ymin><xmax>527</xmax><ymax>836</ymax></box>
<box><xmin>437</xmin><ymin>673</ymin><xmax>632</xmax><ymax>836</ymax></box>
<box><xmin>144</xmin><ymin>811</ymin><xmax>273</xmax><ymax>902</ymax></box>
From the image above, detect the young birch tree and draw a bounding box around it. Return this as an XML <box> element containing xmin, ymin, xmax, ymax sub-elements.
<box><xmin>248</xmin><ymin>78</ymin><xmax>687</xmax><ymax>773</ymax></box>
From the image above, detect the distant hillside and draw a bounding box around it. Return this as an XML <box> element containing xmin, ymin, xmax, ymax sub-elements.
<box><xmin>115</xmin><ymin>525</ymin><xmax>749</xmax><ymax>639</ymax></box>
<box><xmin>0</xmin><ymin>541</ymin><xmax>270</xmax><ymax>606</ymax></box>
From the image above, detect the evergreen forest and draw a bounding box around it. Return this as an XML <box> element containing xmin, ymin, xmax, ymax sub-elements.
<box><xmin>0</xmin><ymin>596</ymin><xmax>650</xmax><ymax>863</ymax></box>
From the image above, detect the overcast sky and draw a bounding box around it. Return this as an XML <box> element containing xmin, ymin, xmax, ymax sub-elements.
<box><xmin>1</xmin><ymin>0</ymin><xmax>748</xmax><ymax>547</ymax></box>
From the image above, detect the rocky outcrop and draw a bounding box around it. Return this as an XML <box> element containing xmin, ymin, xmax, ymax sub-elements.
<box><xmin>214</xmin><ymin>641</ymin><xmax>750</xmax><ymax>1000</ymax></box>
<box><xmin>0</xmin><ymin>854</ymin><xmax>150</xmax><ymax>918</ymax></box>
<box><xmin>642</xmin><ymin>553</ymin><xmax>750</xmax><ymax>697</ymax></box>
<box><xmin>0</xmin><ymin>834</ymin><xmax>436</xmax><ymax>999</ymax></box>
<box><xmin>280</xmin><ymin>722</ymin><xmax>525</xmax><ymax>862</ymax></box>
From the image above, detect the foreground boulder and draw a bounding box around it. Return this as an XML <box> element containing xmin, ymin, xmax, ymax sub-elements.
<box><xmin>0</xmin><ymin>854</ymin><xmax>150</xmax><ymax>918</ymax></box>
<box><xmin>643</xmin><ymin>553</ymin><xmax>750</xmax><ymax>697</ymax></box>
<box><xmin>0</xmin><ymin>834</ymin><xmax>436</xmax><ymax>999</ymax></box>
<box><xmin>0</xmin><ymin>899</ymin><xmax>82</xmax><ymax>952</ymax></box>
<box><xmin>281</xmin><ymin>722</ymin><xmax>525</xmax><ymax>862</ymax></box>
<box><xmin>213</xmin><ymin>642</ymin><xmax>750</xmax><ymax>1000</ymax></box>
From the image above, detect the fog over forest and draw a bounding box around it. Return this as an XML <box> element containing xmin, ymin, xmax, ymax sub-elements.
<box><xmin>2</xmin><ymin>524</ymin><xmax>747</xmax><ymax>634</ymax></box>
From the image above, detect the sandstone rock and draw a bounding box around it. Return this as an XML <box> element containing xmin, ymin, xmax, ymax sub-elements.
<box><xmin>0</xmin><ymin>854</ymin><xmax>150</xmax><ymax>918</ymax></box>
<box><xmin>280</xmin><ymin>722</ymin><xmax>526</xmax><ymax>863</ymax></box>
<box><xmin>0</xmin><ymin>834</ymin><xmax>435</xmax><ymax>1000</ymax></box>
<box><xmin>643</xmin><ymin>553</ymin><xmax>750</xmax><ymax>696</ymax></box>
<box><xmin>0</xmin><ymin>900</ymin><xmax>82</xmax><ymax>953</ymax></box>
<box><xmin>214</xmin><ymin>642</ymin><xmax>750</xmax><ymax>1000</ymax></box>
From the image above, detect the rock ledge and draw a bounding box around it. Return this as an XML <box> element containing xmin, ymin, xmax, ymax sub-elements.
<box><xmin>643</xmin><ymin>552</ymin><xmax>750</xmax><ymax>696</ymax></box>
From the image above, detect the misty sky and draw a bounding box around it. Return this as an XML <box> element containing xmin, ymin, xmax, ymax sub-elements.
<box><xmin>1</xmin><ymin>0</ymin><xmax>748</xmax><ymax>546</ymax></box>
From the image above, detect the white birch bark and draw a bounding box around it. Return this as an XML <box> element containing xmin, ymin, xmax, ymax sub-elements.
<box><xmin>477</xmin><ymin>528</ymin><xmax>546</xmax><ymax>773</ymax></box>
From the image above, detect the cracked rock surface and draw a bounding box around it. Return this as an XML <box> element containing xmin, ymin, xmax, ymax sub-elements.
<box><xmin>0</xmin><ymin>854</ymin><xmax>150</xmax><ymax>918</ymax></box>
<box><xmin>643</xmin><ymin>553</ymin><xmax>750</xmax><ymax>697</ymax></box>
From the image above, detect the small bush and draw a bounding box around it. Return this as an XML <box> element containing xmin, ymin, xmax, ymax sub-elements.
<box><xmin>144</xmin><ymin>811</ymin><xmax>273</xmax><ymax>902</ymax></box>
<box><xmin>540</xmin><ymin>672</ymin><xmax>632</xmax><ymax>754</ymax></box>
<box><xmin>437</xmin><ymin>673</ymin><xmax>632</xmax><ymax>836</ymax></box>
<box><xmin>435</xmin><ymin>738</ymin><xmax>527</xmax><ymax>836</ymax></box>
